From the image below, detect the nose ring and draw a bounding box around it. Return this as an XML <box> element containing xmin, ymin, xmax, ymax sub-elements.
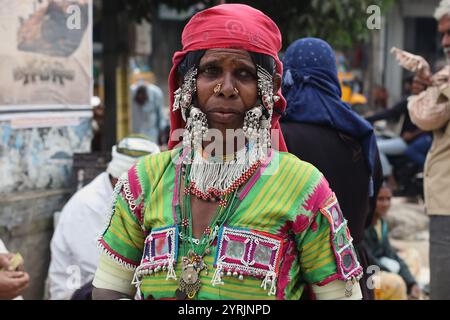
<box><xmin>234</xmin><ymin>87</ymin><xmax>239</xmax><ymax>94</ymax></box>
<box><xmin>213</xmin><ymin>83</ymin><xmax>222</xmax><ymax>95</ymax></box>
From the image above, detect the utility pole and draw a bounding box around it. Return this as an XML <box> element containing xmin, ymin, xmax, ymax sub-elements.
<box><xmin>101</xmin><ymin>0</ymin><xmax>130</xmax><ymax>153</ymax></box>
<box><xmin>101</xmin><ymin>0</ymin><xmax>118</xmax><ymax>153</ymax></box>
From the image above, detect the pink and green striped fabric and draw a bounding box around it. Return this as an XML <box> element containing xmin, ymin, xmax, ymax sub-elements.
<box><xmin>99</xmin><ymin>148</ymin><xmax>361</xmax><ymax>300</ymax></box>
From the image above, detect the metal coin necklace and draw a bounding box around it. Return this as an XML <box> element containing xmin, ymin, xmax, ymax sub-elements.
<box><xmin>175</xmin><ymin>156</ymin><xmax>241</xmax><ymax>300</ymax></box>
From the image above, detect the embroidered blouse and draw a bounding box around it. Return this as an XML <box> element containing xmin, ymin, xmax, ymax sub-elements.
<box><xmin>94</xmin><ymin>148</ymin><xmax>362</xmax><ymax>300</ymax></box>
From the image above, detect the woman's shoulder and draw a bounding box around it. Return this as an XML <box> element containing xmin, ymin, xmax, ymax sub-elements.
<box><xmin>131</xmin><ymin>149</ymin><xmax>179</xmax><ymax>189</ymax></box>
<box><xmin>268</xmin><ymin>150</ymin><xmax>333</xmax><ymax>212</ymax></box>
<box><xmin>138</xmin><ymin>148</ymin><xmax>176</xmax><ymax>167</ymax></box>
<box><xmin>276</xmin><ymin>150</ymin><xmax>323</xmax><ymax>177</ymax></box>
<box><xmin>269</xmin><ymin>150</ymin><xmax>327</xmax><ymax>194</ymax></box>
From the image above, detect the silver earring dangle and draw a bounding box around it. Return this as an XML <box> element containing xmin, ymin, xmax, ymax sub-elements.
<box><xmin>243</xmin><ymin>106</ymin><xmax>263</xmax><ymax>141</ymax></box>
<box><xmin>251</xmin><ymin>65</ymin><xmax>279</xmax><ymax>150</ymax></box>
<box><xmin>173</xmin><ymin>66</ymin><xmax>208</xmax><ymax>151</ymax></box>
<box><xmin>184</xmin><ymin>107</ymin><xmax>208</xmax><ymax>150</ymax></box>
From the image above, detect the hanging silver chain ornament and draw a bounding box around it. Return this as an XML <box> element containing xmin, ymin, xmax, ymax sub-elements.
<box><xmin>184</xmin><ymin>107</ymin><xmax>208</xmax><ymax>151</ymax></box>
<box><xmin>243</xmin><ymin>65</ymin><xmax>280</xmax><ymax>150</ymax></box>
<box><xmin>173</xmin><ymin>67</ymin><xmax>198</xmax><ymax>122</ymax></box>
<box><xmin>172</xmin><ymin>66</ymin><xmax>209</xmax><ymax>156</ymax></box>
<box><xmin>257</xmin><ymin>65</ymin><xmax>276</xmax><ymax>111</ymax></box>
<box><xmin>243</xmin><ymin>106</ymin><xmax>262</xmax><ymax>142</ymax></box>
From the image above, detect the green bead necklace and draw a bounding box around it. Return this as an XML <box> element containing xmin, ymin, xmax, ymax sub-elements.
<box><xmin>175</xmin><ymin>157</ymin><xmax>240</xmax><ymax>300</ymax></box>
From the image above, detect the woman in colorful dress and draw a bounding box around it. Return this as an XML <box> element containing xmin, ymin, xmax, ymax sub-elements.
<box><xmin>92</xmin><ymin>4</ymin><xmax>363</xmax><ymax>300</ymax></box>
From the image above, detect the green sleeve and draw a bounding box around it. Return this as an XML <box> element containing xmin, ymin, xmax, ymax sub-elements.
<box><xmin>297</xmin><ymin>192</ymin><xmax>363</xmax><ymax>285</ymax></box>
<box><xmin>98</xmin><ymin>175</ymin><xmax>146</xmax><ymax>269</ymax></box>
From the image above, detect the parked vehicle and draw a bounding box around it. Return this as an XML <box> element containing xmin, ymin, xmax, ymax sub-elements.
<box><xmin>338</xmin><ymin>71</ymin><xmax>368</xmax><ymax>115</ymax></box>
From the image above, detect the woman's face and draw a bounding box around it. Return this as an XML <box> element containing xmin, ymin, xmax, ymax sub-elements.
<box><xmin>375</xmin><ymin>186</ymin><xmax>392</xmax><ymax>219</ymax></box>
<box><xmin>195</xmin><ymin>48</ymin><xmax>259</xmax><ymax>132</ymax></box>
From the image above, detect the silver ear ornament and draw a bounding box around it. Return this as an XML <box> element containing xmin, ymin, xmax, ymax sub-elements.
<box><xmin>257</xmin><ymin>65</ymin><xmax>276</xmax><ymax>111</ymax></box>
<box><xmin>172</xmin><ymin>67</ymin><xmax>198</xmax><ymax>122</ymax></box>
<box><xmin>250</xmin><ymin>65</ymin><xmax>279</xmax><ymax>150</ymax></box>
<box><xmin>243</xmin><ymin>106</ymin><xmax>263</xmax><ymax>141</ymax></box>
<box><xmin>184</xmin><ymin>107</ymin><xmax>208</xmax><ymax>150</ymax></box>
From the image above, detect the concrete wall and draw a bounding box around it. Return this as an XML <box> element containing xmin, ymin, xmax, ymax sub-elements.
<box><xmin>0</xmin><ymin>188</ymin><xmax>71</xmax><ymax>299</ymax></box>
<box><xmin>0</xmin><ymin>116</ymin><xmax>93</xmax><ymax>299</ymax></box>
<box><xmin>0</xmin><ymin>118</ymin><xmax>92</xmax><ymax>193</ymax></box>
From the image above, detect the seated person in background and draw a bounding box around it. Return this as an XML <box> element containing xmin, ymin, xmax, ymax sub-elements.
<box><xmin>372</xmin><ymin>85</ymin><xmax>389</xmax><ymax>112</ymax></box>
<box><xmin>366</xmin><ymin>79</ymin><xmax>432</xmax><ymax>181</ymax></box>
<box><xmin>47</xmin><ymin>135</ymin><xmax>160</xmax><ymax>300</ymax></box>
<box><xmin>0</xmin><ymin>238</ymin><xmax>29</xmax><ymax>300</ymax></box>
<box><xmin>364</xmin><ymin>184</ymin><xmax>421</xmax><ymax>300</ymax></box>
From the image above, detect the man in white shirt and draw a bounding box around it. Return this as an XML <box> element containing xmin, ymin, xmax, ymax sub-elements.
<box><xmin>47</xmin><ymin>135</ymin><xmax>159</xmax><ymax>300</ymax></box>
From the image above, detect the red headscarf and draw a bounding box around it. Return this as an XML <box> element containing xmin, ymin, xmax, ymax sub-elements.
<box><xmin>167</xmin><ymin>4</ymin><xmax>287</xmax><ymax>151</ymax></box>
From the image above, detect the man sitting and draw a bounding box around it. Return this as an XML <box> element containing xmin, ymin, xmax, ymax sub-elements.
<box><xmin>47</xmin><ymin>135</ymin><xmax>159</xmax><ymax>300</ymax></box>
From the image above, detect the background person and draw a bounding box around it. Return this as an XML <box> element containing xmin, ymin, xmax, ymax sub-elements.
<box><xmin>47</xmin><ymin>135</ymin><xmax>160</xmax><ymax>300</ymax></box>
<box><xmin>364</xmin><ymin>184</ymin><xmax>422</xmax><ymax>300</ymax></box>
<box><xmin>131</xmin><ymin>82</ymin><xmax>167</xmax><ymax>145</ymax></box>
<box><xmin>281</xmin><ymin>38</ymin><xmax>383</xmax><ymax>299</ymax></box>
<box><xmin>408</xmin><ymin>0</ymin><xmax>450</xmax><ymax>300</ymax></box>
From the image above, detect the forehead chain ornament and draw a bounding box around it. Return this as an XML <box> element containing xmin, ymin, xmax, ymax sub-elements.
<box><xmin>173</xmin><ymin>67</ymin><xmax>198</xmax><ymax>122</ymax></box>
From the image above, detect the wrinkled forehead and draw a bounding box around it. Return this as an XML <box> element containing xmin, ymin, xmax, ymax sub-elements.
<box><xmin>200</xmin><ymin>49</ymin><xmax>253</xmax><ymax>64</ymax></box>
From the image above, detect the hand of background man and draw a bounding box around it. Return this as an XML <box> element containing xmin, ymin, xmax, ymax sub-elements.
<box><xmin>412</xmin><ymin>73</ymin><xmax>432</xmax><ymax>95</ymax></box>
<box><xmin>0</xmin><ymin>253</ymin><xmax>25</xmax><ymax>271</ymax></box>
<box><xmin>0</xmin><ymin>271</ymin><xmax>29</xmax><ymax>300</ymax></box>
<box><xmin>0</xmin><ymin>253</ymin><xmax>15</xmax><ymax>271</ymax></box>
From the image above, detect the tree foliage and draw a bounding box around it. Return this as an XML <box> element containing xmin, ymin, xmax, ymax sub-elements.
<box><xmin>123</xmin><ymin>0</ymin><xmax>394</xmax><ymax>50</ymax></box>
<box><xmin>114</xmin><ymin>0</ymin><xmax>154</xmax><ymax>24</ymax></box>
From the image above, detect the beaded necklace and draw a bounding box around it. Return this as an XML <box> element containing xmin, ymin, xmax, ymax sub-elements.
<box><xmin>175</xmin><ymin>150</ymin><xmax>248</xmax><ymax>300</ymax></box>
<box><xmin>187</xmin><ymin>144</ymin><xmax>262</xmax><ymax>206</ymax></box>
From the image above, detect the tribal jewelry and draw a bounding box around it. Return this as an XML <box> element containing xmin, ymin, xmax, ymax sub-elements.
<box><xmin>181</xmin><ymin>64</ymin><xmax>277</xmax><ymax>201</ymax></box>
<box><xmin>243</xmin><ymin>65</ymin><xmax>280</xmax><ymax>150</ymax></box>
<box><xmin>183</xmin><ymin>107</ymin><xmax>208</xmax><ymax>151</ymax></box>
<box><xmin>173</xmin><ymin>67</ymin><xmax>198</xmax><ymax>122</ymax></box>
<box><xmin>257</xmin><ymin>65</ymin><xmax>277</xmax><ymax>112</ymax></box>
<box><xmin>213</xmin><ymin>83</ymin><xmax>222</xmax><ymax>95</ymax></box>
<box><xmin>175</xmin><ymin>162</ymin><xmax>241</xmax><ymax>300</ymax></box>
<box><xmin>243</xmin><ymin>106</ymin><xmax>263</xmax><ymax>141</ymax></box>
<box><xmin>173</xmin><ymin>67</ymin><xmax>209</xmax><ymax>155</ymax></box>
<box><xmin>186</xmin><ymin>145</ymin><xmax>261</xmax><ymax>205</ymax></box>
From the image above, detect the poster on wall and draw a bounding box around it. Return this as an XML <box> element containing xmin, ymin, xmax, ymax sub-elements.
<box><xmin>0</xmin><ymin>0</ymin><xmax>92</xmax><ymax>112</ymax></box>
